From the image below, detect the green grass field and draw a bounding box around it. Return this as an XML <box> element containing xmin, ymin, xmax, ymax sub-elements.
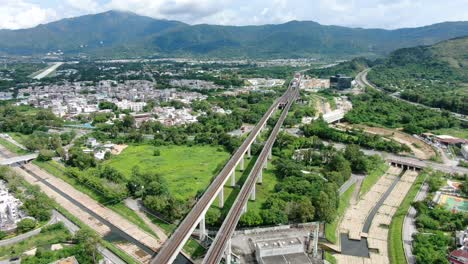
<box><xmin>360</xmin><ymin>162</ymin><xmax>389</xmax><ymax>197</ymax></box>
<box><xmin>105</xmin><ymin>145</ymin><xmax>230</xmax><ymax>201</ymax></box>
<box><xmin>388</xmin><ymin>173</ymin><xmax>425</xmax><ymax>264</ymax></box>
<box><xmin>325</xmin><ymin>183</ymin><xmax>355</xmax><ymax>244</ymax></box>
<box><xmin>0</xmin><ymin>137</ymin><xmax>28</xmax><ymax>154</ymax></box>
<box><xmin>431</xmin><ymin>128</ymin><xmax>468</xmax><ymax>139</ymax></box>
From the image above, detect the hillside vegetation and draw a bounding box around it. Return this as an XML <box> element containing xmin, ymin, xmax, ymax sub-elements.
<box><xmin>2</xmin><ymin>11</ymin><xmax>468</xmax><ymax>58</ymax></box>
<box><xmin>368</xmin><ymin>37</ymin><xmax>468</xmax><ymax>114</ymax></box>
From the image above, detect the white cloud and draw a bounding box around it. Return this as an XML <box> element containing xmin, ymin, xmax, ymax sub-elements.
<box><xmin>0</xmin><ymin>0</ymin><xmax>468</xmax><ymax>29</ymax></box>
<box><xmin>65</xmin><ymin>0</ymin><xmax>100</xmax><ymax>12</ymax></box>
<box><xmin>0</xmin><ymin>0</ymin><xmax>57</xmax><ymax>29</ymax></box>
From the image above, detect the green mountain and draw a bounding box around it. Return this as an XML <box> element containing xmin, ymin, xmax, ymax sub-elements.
<box><xmin>368</xmin><ymin>36</ymin><xmax>468</xmax><ymax>114</ymax></box>
<box><xmin>0</xmin><ymin>11</ymin><xmax>186</xmax><ymax>55</ymax></box>
<box><xmin>1</xmin><ymin>10</ymin><xmax>468</xmax><ymax>58</ymax></box>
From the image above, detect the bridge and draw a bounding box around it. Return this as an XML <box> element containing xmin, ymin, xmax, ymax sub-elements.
<box><xmin>202</xmin><ymin>78</ymin><xmax>299</xmax><ymax>264</ymax></box>
<box><xmin>388</xmin><ymin>156</ymin><xmax>468</xmax><ymax>175</ymax></box>
<box><xmin>323</xmin><ymin>109</ymin><xmax>345</xmax><ymax>123</ymax></box>
<box><xmin>151</xmin><ymin>74</ymin><xmax>302</xmax><ymax>264</ymax></box>
<box><xmin>0</xmin><ymin>153</ymin><xmax>38</xmax><ymax>166</ymax></box>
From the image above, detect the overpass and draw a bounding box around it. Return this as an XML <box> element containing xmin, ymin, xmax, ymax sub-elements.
<box><xmin>323</xmin><ymin>109</ymin><xmax>345</xmax><ymax>123</ymax></box>
<box><xmin>151</xmin><ymin>75</ymin><xmax>301</xmax><ymax>264</ymax></box>
<box><xmin>0</xmin><ymin>153</ymin><xmax>38</xmax><ymax>166</ymax></box>
<box><xmin>202</xmin><ymin>82</ymin><xmax>299</xmax><ymax>264</ymax></box>
<box><xmin>388</xmin><ymin>156</ymin><xmax>468</xmax><ymax>175</ymax></box>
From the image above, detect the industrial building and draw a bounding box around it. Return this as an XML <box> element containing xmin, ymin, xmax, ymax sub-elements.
<box><xmin>330</xmin><ymin>74</ymin><xmax>352</xmax><ymax>89</ymax></box>
<box><xmin>255</xmin><ymin>237</ymin><xmax>314</xmax><ymax>264</ymax></box>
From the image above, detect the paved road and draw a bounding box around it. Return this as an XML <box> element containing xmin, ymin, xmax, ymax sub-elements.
<box><xmin>339</xmin><ymin>174</ymin><xmax>365</xmax><ymax>195</ymax></box>
<box><xmin>0</xmin><ymin>154</ymin><xmax>38</xmax><ymax>165</ymax></box>
<box><xmin>355</xmin><ymin>69</ymin><xmax>467</xmax><ymax>122</ymax></box>
<box><xmin>403</xmin><ymin>183</ymin><xmax>428</xmax><ymax>264</ymax></box>
<box><xmin>0</xmin><ymin>210</ymin><xmax>61</xmax><ymax>247</ymax></box>
<box><xmin>325</xmin><ymin>140</ymin><xmax>468</xmax><ymax>175</ymax></box>
<box><xmin>32</xmin><ymin>62</ymin><xmax>63</xmax><ymax>80</ymax></box>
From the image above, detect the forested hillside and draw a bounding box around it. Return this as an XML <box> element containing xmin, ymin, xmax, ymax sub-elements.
<box><xmin>2</xmin><ymin>11</ymin><xmax>468</xmax><ymax>58</ymax></box>
<box><xmin>368</xmin><ymin>37</ymin><xmax>468</xmax><ymax>114</ymax></box>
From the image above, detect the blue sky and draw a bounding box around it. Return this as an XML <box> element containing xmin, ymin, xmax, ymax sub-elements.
<box><xmin>1</xmin><ymin>0</ymin><xmax>468</xmax><ymax>30</ymax></box>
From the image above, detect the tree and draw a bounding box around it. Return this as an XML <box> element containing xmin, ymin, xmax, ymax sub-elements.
<box><xmin>74</xmin><ymin>228</ymin><xmax>101</xmax><ymax>263</ymax></box>
<box><xmin>153</xmin><ymin>149</ymin><xmax>161</xmax><ymax>156</ymax></box>
<box><xmin>288</xmin><ymin>198</ymin><xmax>315</xmax><ymax>223</ymax></box>
<box><xmin>240</xmin><ymin>211</ymin><xmax>263</xmax><ymax>227</ymax></box>
<box><xmin>37</xmin><ymin>149</ymin><xmax>54</xmax><ymax>161</ymax></box>
<box><xmin>16</xmin><ymin>218</ymin><xmax>37</xmax><ymax>233</ymax></box>
<box><xmin>344</xmin><ymin>144</ymin><xmax>367</xmax><ymax>173</ymax></box>
<box><xmin>315</xmin><ymin>191</ymin><xmax>336</xmax><ymax>223</ymax></box>
<box><xmin>98</xmin><ymin>101</ymin><xmax>118</xmax><ymax>111</ymax></box>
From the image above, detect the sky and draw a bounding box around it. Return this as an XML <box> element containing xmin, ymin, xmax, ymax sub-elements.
<box><xmin>1</xmin><ymin>0</ymin><xmax>468</xmax><ymax>30</ymax></box>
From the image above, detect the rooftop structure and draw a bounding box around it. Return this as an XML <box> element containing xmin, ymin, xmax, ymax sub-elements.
<box><xmin>255</xmin><ymin>237</ymin><xmax>313</xmax><ymax>264</ymax></box>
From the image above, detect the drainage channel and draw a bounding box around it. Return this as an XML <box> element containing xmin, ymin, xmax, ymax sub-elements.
<box><xmin>362</xmin><ymin>169</ymin><xmax>406</xmax><ymax>233</ymax></box>
<box><xmin>19</xmin><ymin>164</ymin><xmax>192</xmax><ymax>264</ymax></box>
<box><xmin>340</xmin><ymin>169</ymin><xmax>406</xmax><ymax>257</ymax></box>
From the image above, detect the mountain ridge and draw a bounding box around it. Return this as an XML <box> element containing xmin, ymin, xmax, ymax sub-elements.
<box><xmin>1</xmin><ymin>10</ymin><xmax>468</xmax><ymax>58</ymax></box>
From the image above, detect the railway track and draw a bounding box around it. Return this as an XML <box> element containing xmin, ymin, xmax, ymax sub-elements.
<box><xmin>202</xmin><ymin>80</ymin><xmax>299</xmax><ymax>264</ymax></box>
<box><xmin>151</xmin><ymin>83</ymin><xmax>296</xmax><ymax>264</ymax></box>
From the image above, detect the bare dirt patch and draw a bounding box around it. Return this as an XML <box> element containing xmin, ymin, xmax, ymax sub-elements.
<box><xmin>336</xmin><ymin>123</ymin><xmax>435</xmax><ymax>160</ymax></box>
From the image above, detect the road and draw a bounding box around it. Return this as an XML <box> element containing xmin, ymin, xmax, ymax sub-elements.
<box><xmin>325</xmin><ymin>141</ymin><xmax>468</xmax><ymax>175</ymax></box>
<box><xmin>339</xmin><ymin>174</ymin><xmax>365</xmax><ymax>195</ymax></box>
<box><xmin>355</xmin><ymin>69</ymin><xmax>467</xmax><ymax>122</ymax></box>
<box><xmin>32</xmin><ymin>62</ymin><xmax>63</xmax><ymax>80</ymax></box>
<box><xmin>203</xmin><ymin>81</ymin><xmax>299</xmax><ymax>264</ymax></box>
<box><xmin>403</xmin><ymin>183</ymin><xmax>428</xmax><ymax>264</ymax></box>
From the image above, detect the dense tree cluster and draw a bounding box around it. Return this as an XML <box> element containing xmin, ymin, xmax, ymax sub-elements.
<box><xmin>368</xmin><ymin>44</ymin><xmax>468</xmax><ymax>114</ymax></box>
<box><xmin>302</xmin><ymin>118</ymin><xmax>409</xmax><ymax>153</ymax></box>
<box><xmin>345</xmin><ymin>90</ymin><xmax>464</xmax><ymax>134</ymax></box>
<box><xmin>0</xmin><ymin>106</ymin><xmax>62</xmax><ymax>134</ymax></box>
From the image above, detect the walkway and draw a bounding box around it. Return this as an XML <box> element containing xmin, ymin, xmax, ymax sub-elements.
<box><xmin>403</xmin><ymin>183</ymin><xmax>428</xmax><ymax>264</ymax></box>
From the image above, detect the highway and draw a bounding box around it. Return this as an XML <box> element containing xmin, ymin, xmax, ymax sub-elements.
<box><xmin>202</xmin><ymin>79</ymin><xmax>299</xmax><ymax>264</ymax></box>
<box><xmin>355</xmin><ymin>69</ymin><xmax>467</xmax><ymax>122</ymax></box>
<box><xmin>151</xmin><ymin>80</ymin><xmax>292</xmax><ymax>263</ymax></box>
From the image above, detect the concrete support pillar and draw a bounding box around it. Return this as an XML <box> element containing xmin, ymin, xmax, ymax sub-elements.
<box><xmin>263</xmin><ymin>159</ymin><xmax>268</xmax><ymax>169</ymax></box>
<box><xmin>247</xmin><ymin>146</ymin><xmax>251</xmax><ymax>158</ymax></box>
<box><xmin>199</xmin><ymin>216</ymin><xmax>207</xmax><ymax>241</ymax></box>
<box><xmin>218</xmin><ymin>188</ymin><xmax>224</xmax><ymax>208</ymax></box>
<box><xmin>225</xmin><ymin>238</ymin><xmax>232</xmax><ymax>264</ymax></box>
<box><xmin>230</xmin><ymin>170</ymin><xmax>236</xmax><ymax>187</ymax></box>
<box><xmin>240</xmin><ymin>157</ymin><xmax>245</xmax><ymax>171</ymax></box>
<box><xmin>257</xmin><ymin>170</ymin><xmax>263</xmax><ymax>184</ymax></box>
<box><xmin>250</xmin><ymin>184</ymin><xmax>256</xmax><ymax>201</ymax></box>
<box><xmin>242</xmin><ymin>203</ymin><xmax>247</xmax><ymax>214</ymax></box>
<box><xmin>268</xmin><ymin>148</ymin><xmax>272</xmax><ymax>160</ymax></box>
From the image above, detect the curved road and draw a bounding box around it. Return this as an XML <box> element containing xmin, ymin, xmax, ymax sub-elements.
<box><xmin>355</xmin><ymin>69</ymin><xmax>467</xmax><ymax>122</ymax></box>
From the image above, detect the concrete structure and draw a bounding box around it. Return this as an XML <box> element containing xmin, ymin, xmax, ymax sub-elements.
<box><xmin>461</xmin><ymin>144</ymin><xmax>468</xmax><ymax>160</ymax></box>
<box><xmin>202</xmin><ymin>76</ymin><xmax>300</xmax><ymax>264</ymax></box>
<box><xmin>152</xmin><ymin>77</ymin><xmax>299</xmax><ymax>264</ymax></box>
<box><xmin>152</xmin><ymin>74</ymin><xmax>300</xmax><ymax>264</ymax></box>
<box><xmin>255</xmin><ymin>237</ymin><xmax>313</xmax><ymax>264</ymax></box>
<box><xmin>0</xmin><ymin>154</ymin><xmax>38</xmax><ymax>166</ymax></box>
